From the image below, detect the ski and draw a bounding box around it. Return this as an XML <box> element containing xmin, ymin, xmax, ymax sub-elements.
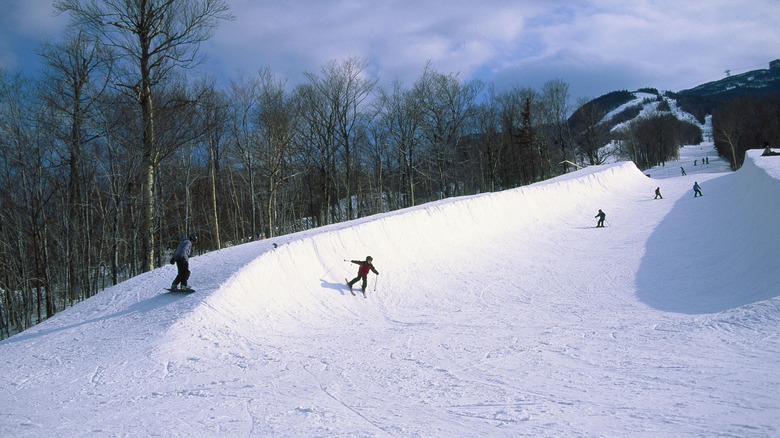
<box><xmin>346</xmin><ymin>278</ymin><xmax>355</xmax><ymax>295</ymax></box>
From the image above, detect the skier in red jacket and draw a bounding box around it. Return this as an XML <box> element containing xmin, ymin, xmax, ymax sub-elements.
<box><xmin>347</xmin><ymin>256</ymin><xmax>379</xmax><ymax>297</ymax></box>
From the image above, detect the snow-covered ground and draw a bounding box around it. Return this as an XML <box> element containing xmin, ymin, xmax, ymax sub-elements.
<box><xmin>1</xmin><ymin>144</ymin><xmax>778</xmax><ymax>437</ymax></box>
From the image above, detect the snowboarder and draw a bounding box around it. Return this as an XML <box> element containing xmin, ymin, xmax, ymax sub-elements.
<box><xmin>654</xmin><ymin>187</ymin><xmax>663</xmax><ymax>199</ymax></box>
<box><xmin>170</xmin><ymin>234</ymin><xmax>197</xmax><ymax>290</ymax></box>
<box><xmin>681</xmin><ymin>167</ymin><xmax>687</xmax><ymax>176</ymax></box>
<box><xmin>762</xmin><ymin>142</ymin><xmax>779</xmax><ymax>156</ymax></box>
<box><xmin>595</xmin><ymin>209</ymin><xmax>606</xmax><ymax>228</ymax></box>
<box><xmin>693</xmin><ymin>182</ymin><xmax>703</xmax><ymax>197</ymax></box>
<box><xmin>347</xmin><ymin>256</ymin><xmax>379</xmax><ymax>296</ymax></box>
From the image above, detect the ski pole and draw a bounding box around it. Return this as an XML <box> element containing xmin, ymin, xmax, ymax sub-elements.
<box><xmin>373</xmin><ymin>275</ymin><xmax>378</xmax><ymax>291</ymax></box>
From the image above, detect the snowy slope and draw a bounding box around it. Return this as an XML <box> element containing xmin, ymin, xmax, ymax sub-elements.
<box><xmin>605</xmin><ymin>91</ymin><xmax>704</xmax><ymax>134</ymax></box>
<box><xmin>1</xmin><ymin>147</ymin><xmax>779</xmax><ymax>437</ymax></box>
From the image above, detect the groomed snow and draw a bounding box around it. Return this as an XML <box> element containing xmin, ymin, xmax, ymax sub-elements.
<box><xmin>1</xmin><ymin>145</ymin><xmax>778</xmax><ymax>437</ymax></box>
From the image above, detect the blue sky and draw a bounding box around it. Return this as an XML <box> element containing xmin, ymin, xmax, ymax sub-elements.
<box><xmin>1</xmin><ymin>0</ymin><xmax>778</xmax><ymax>102</ymax></box>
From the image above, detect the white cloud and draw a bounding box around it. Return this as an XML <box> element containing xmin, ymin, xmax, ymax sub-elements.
<box><xmin>511</xmin><ymin>0</ymin><xmax>780</xmax><ymax>94</ymax></box>
<box><xmin>203</xmin><ymin>0</ymin><xmax>540</xmax><ymax>87</ymax></box>
<box><xmin>2</xmin><ymin>0</ymin><xmax>779</xmax><ymax>101</ymax></box>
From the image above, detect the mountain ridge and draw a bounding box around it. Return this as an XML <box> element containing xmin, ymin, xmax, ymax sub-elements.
<box><xmin>570</xmin><ymin>59</ymin><xmax>780</xmax><ymax>131</ymax></box>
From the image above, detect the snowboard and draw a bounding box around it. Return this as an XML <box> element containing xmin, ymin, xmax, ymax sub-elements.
<box><xmin>166</xmin><ymin>287</ymin><xmax>195</xmax><ymax>293</ymax></box>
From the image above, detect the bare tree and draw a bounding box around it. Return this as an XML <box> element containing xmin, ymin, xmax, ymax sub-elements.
<box><xmin>254</xmin><ymin>69</ymin><xmax>299</xmax><ymax>237</ymax></box>
<box><xmin>226</xmin><ymin>74</ymin><xmax>261</xmax><ymax>241</ymax></box>
<box><xmin>616</xmin><ymin>112</ymin><xmax>701</xmax><ymax>170</ymax></box>
<box><xmin>572</xmin><ymin>96</ymin><xmax>610</xmax><ymax>165</ymax></box>
<box><xmin>713</xmin><ymin>95</ymin><xmax>779</xmax><ymax>170</ymax></box>
<box><xmin>414</xmin><ymin>63</ymin><xmax>483</xmax><ymax>199</ymax></box>
<box><xmin>375</xmin><ymin>79</ymin><xmax>424</xmax><ymax>207</ymax></box>
<box><xmin>301</xmin><ymin>57</ymin><xmax>376</xmax><ymax>222</ymax></box>
<box><xmin>295</xmin><ymin>80</ymin><xmax>337</xmax><ymax>224</ymax></box>
<box><xmin>98</xmin><ymin>95</ymin><xmax>143</xmax><ymax>285</ymax></box>
<box><xmin>496</xmin><ymin>86</ymin><xmax>540</xmax><ymax>186</ymax></box>
<box><xmin>713</xmin><ymin>109</ymin><xmax>744</xmax><ymax>171</ymax></box>
<box><xmin>540</xmin><ymin>78</ymin><xmax>572</xmax><ymax>173</ymax></box>
<box><xmin>0</xmin><ymin>73</ymin><xmax>59</xmax><ymax>324</ymax></box>
<box><xmin>331</xmin><ymin>57</ymin><xmax>376</xmax><ymax>219</ymax></box>
<box><xmin>471</xmin><ymin>86</ymin><xmax>503</xmax><ymax>192</ymax></box>
<box><xmin>198</xmin><ymin>81</ymin><xmax>227</xmax><ymax>249</ymax></box>
<box><xmin>39</xmin><ymin>29</ymin><xmax>113</xmax><ymax>303</ymax></box>
<box><xmin>55</xmin><ymin>0</ymin><xmax>232</xmax><ymax>272</ymax></box>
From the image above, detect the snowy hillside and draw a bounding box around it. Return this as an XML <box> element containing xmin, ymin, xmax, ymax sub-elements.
<box><xmin>603</xmin><ymin>91</ymin><xmax>704</xmax><ymax>134</ymax></box>
<box><xmin>1</xmin><ymin>145</ymin><xmax>778</xmax><ymax>437</ymax></box>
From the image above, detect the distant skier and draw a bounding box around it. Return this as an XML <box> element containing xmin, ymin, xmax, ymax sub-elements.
<box><xmin>681</xmin><ymin>167</ymin><xmax>687</xmax><ymax>176</ymax></box>
<box><xmin>170</xmin><ymin>234</ymin><xmax>197</xmax><ymax>290</ymax></box>
<box><xmin>654</xmin><ymin>187</ymin><xmax>663</xmax><ymax>199</ymax></box>
<box><xmin>762</xmin><ymin>142</ymin><xmax>779</xmax><ymax>156</ymax></box>
<box><xmin>595</xmin><ymin>209</ymin><xmax>606</xmax><ymax>228</ymax></box>
<box><xmin>693</xmin><ymin>182</ymin><xmax>703</xmax><ymax>197</ymax></box>
<box><xmin>347</xmin><ymin>256</ymin><xmax>379</xmax><ymax>297</ymax></box>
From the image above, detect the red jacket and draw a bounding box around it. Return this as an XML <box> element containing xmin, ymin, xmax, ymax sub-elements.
<box><xmin>352</xmin><ymin>260</ymin><xmax>378</xmax><ymax>277</ymax></box>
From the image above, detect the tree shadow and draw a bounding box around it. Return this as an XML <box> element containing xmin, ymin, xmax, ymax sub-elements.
<box><xmin>1</xmin><ymin>292</ymin><xmax>191</xmax><ymax>345</ymax></box>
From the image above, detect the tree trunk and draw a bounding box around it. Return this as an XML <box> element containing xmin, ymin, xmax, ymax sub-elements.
<box><xmin>140</xmin><ymin>79</ymin><xmax>156</xmax><ymax>272</ymax></box>
<box><xmin>209</xmin><ymin>134</ymin><xmax>221</xmax><ymax>249</ymax></box>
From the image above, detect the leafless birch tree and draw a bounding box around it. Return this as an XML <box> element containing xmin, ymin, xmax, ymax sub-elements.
<box><xmin>55</xmin><ymin>0</ymin><xmax>232</xmax><ymax>271</ymax></box>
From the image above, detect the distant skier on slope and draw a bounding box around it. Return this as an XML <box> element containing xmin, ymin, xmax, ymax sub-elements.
<box><xmin>170</xmin><ymin>234</ymin><xmax>197</xmax><ymax>290</ymax></box>
<box><xmin>693</xmin><ymin>182</ymin><xmax>703</xmax><ymax>197</ymax></box>
<box><xmin>654</xmin><ymin>187</ymin><xmax>663</xmax><ymax>199</ymax></box>
<box><xmin>347</xmin><ymin>256</ymin><xmax>379</xmax><ymax>297</ymax></box>
<box><xmin>595</xmin><ymin>209</ymin><xmax>606</xmax><ymax>228</ymax></box>
<box><xmin>762</xmin><ymin>141</ymin><xmax>779</xmax><ymax>156</ymax></box>
<box><xmin>681</xmin><ymin>167</ymin><xmax>687</xmax><ymax>176</ymax></box>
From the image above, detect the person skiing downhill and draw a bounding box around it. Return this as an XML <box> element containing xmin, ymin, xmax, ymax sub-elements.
<box><xmin>693</xmin><ymin>182</ymin><xmax>703</xmax><ymax>197</ymax></box>
<box><xmin>170</xmin><ymin>234</ymin><xmax>197</xmax><ymax>290</ymax></box>
<box><xmin>655</xmin><ymin>187</ymin><xmax>663</xmax><ymax>199</ymax></box>
<box><xmin>347</xmin><ymin>256</ymin><xmax>379</xmax><ymax>297</ymax></box>
<box><xmin>595</xmin><ymin>209</ymin><xmax>606</xmax><ymax>228</ymax></box>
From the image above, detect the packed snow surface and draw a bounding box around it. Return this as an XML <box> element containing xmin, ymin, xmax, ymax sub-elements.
<box><xmin>1</xmin><ymin>146</ymin><xmax>779</xmax><ymax>437</ymax></box>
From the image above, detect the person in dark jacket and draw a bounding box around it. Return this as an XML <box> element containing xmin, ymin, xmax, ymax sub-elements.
<box><xmin>170</xmin><ymin>234</ymin><xmax>197</xmax><ymax>290</ymax></box>
<box><xmin>761</xmin><ymin>141</ymin><xmax>779</xmax><ymax>156</ymax></box>
<box><xmin>693</xmin><ymin>182</ymin><xmax>703</xmax><ymax>197</ymax></box>
<box><xmin>654</xmin><ymin>187</ymin><xmax>663</xmax><ymax>199</ymax></box>
<box><xmin>595</xmin><ymin>209</ymin><xmax>606</xmax><ymax>227</ymax></box>
<box><xmin>347</xmin><ymin>256</ymin><xmax>379</xmax><ymax>296</ymax></box>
